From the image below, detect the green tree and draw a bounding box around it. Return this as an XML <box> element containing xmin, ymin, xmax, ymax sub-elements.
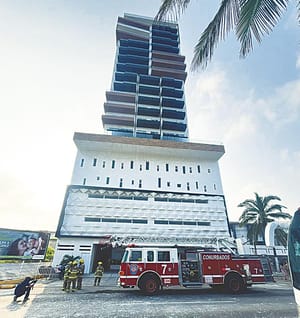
<box><xmin>45</xmin><ymin>246</ymin><xmax>55</xmax><ymax>262</ymax></box>
<box><xmin>59</xmin><ymin>254</ymin><xmax>80</xmax><ymax>266</ymax></box>
<box><xmin>156</xmin><ymin>0</ymin><xmax>299</xmax><ymax>70</ymax></box>
<box><xmin>238</xmin><ymin>192</ymin><xmax>291</xmax><ymax>254</ymax></box>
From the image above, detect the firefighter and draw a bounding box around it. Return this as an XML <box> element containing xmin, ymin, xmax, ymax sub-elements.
<box><xmin>77</xmin><ymin>258</ymin><xmax>85</xmax><ymax>290</ymax></box>
<box><xmin>94</xmin><ymin>261</ymin><xmax>104</xmax><ymax>286</ymax></box>
<box><xmin>66</xmin><ymin>261</ymin><xmax>79</xmax><ymax>292</ymax></box>
<box><xmin>62</xmin><ymin>261</ymin><xmax>72</xmax><ymax>291</ymax></box>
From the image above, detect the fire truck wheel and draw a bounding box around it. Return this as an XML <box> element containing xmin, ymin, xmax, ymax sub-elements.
<box><xmin>224</xmin><ymin>274</ymin><xmax>245</xmax><ymax>294</ymax></box>
<box><xmin>139</xmin><ymin>274</ymin><xmax>160</xmax><ymax>295</ymax></box>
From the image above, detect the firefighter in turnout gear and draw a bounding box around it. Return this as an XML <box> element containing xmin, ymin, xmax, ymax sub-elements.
<box><xmin>77</xmin><ymin>258</ymin><xmax>85</xmax><ymax>290</ymax></box>
<box><xmin>62</xmin><ymin>261</ymin><xmax>72</xmax><ymax>291</ymax></box>
<box><xmin>67</xmin><ymin>261</ymin><xmax>79</xmax><ymax>292</ymax></box>
<box><xmin>94</xmin><ymin>261</ymin><xmax>104</xmax><ymax>286</ymax></box>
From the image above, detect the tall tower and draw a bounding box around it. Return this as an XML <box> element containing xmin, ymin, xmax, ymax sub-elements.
<box><xmin>102</xmin><ymin>14</ymin><xmax>188</xmax><ymax>141</ymax></box>
<box><xmin>54</xmin><ymin>14</ymin><xmax>230</xmax><ymax>272</ymax></box>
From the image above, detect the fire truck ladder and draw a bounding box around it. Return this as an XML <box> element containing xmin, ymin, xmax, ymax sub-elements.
<box><xmin>110</xmin><ymin>235</ymin><xmax>236</xmax><ymax>253</ymax></box>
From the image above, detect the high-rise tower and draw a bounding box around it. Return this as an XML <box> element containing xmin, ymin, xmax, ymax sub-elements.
<box><xmin>102</xmin><ymin>14</ymin><xmax>188</xmax><ymax>141</ymax></box>
<box><xmin>54</xmin><ymin>14</ymin><xmax>230</xmax><ymax>272</ymax></box>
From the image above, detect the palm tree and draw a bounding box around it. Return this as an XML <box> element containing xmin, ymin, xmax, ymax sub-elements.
<box><xmin>156</xmin><ymin>0</ymin><xmax>298</xmax><ymax>70</ymax></box>
<box><xmin>238</xmin><ymin>193</ymin><xmax>291</xmax><ymax>254</ymax></box>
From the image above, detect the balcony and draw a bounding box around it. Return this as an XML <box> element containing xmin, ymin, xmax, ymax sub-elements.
<box><xmin>116</xmin><ymin>63</ymin><xmax>148</xmax><ymax>75</ymax></box>
<box><xmin>138</xmin><ymin>85</ymin><xmax>160</xmax><ymax>96</ymax></box>
<box><xmin>152</xmin><ymin>29</ymin><xmax>178</xmax><ymax>41</ymax></box>
<box><xmin>104</xmin><ymin>102</ymin><xmax>135</xmax><ymax>115</ymax></box>
<box><xmin>106</xmin><ymin>91</ymin><xmax>136</xmax><ymax>104</ymax></box>
<box><xmin>161</xmin><ymin>87</ymin><xmax>183</xmax><ymax>99</ymax></box>
<box><xmin>162</xmin><ymin>121</ymin><xmax>187</xmax><ymax>132</ymax></box>
<box><xmin>162</xmin><ymin>109</ymin><xmax>185</xmax><ymax>120</ymax></box>
<box><xmin>118</xmin><ymin>54</ymin><xmax>148</xmax><ymax>65</ymax></box>
<box><xmin>161</xmin><ymin>77</ymin><xmax>182</xmax><ymax>89</ymax></box>
<box><xmin>102</xmin><ymin>115</ymin><xmax>134</xmax><ymax>126</ymax></box>
<box><xmin>152</xmin><ymin>35</ymin><xmax>178</xmax><ymax>48</ymax></box>
<box><xmin>137</xmin><ymin>119</ymin><xmax>160</xmax><ymax>129</ymax></box>
<box><xmin>138</xmin><ymin>95</ymin><xmax>160</xmax><ymax>106</ymax></box>
<box><xmin>114</xmin><ymin>82</ymin><xmax>136</xmax><ymax>93</ymax></box>
<box><xmin>138</xmin><ymin>107</ymin><xmax>160</xmax><ymax>117</ymax></box>
<box><xmin>139</xmin><ymin>74</ymin><xmax>160</xmax><ymax>86</ymax></box>
<box><xmin>115</xmin><ymin>72</ymin><xmax>137</xmax><ymax>83</ymax></box>
<box><xmin>161</xmin><ymin>97</ymin><xmax>184</xmax><ymax>109</ymax></box>
<box><xmin>152</xmin><ymin>43</ymin><xmax>179</xmax><ymax>54</ymax></box>
<box><xmin>119</xmin><ymin>46</ymin><xmax>149</xmax><ymax>57</ymax></box>
<box><xmin>120</xmin><ymin>39</ymin><xmax>149</xmax><ymax>50</ymax></box>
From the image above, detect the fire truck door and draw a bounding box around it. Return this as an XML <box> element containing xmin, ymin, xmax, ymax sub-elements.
<box><xmin>156</xmin><ymin>250</ymin><xmax>177</xmax><ymax>285</ymax></box>
<box><xmin>180</xmin><ymin>251</ymin><xmax>202</xmax><ymax>284</ymax></box>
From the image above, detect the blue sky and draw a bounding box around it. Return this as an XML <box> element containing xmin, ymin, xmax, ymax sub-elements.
<box><xmin>0</xmin><ymin>1</ymin><xmax>299</xmax><ymax>231</ymax></box>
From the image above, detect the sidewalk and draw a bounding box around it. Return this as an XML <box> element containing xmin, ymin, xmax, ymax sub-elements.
<box><xmin>0</xmin><ymin>272</ymin><xmax>120</xmax><ymax>318</ymax></box>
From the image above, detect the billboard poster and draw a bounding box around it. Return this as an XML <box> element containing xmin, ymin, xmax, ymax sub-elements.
<box><xmin>0</xmin><ymin>228</ymin><xmax>50</xmax><ymax>260</ymax></box>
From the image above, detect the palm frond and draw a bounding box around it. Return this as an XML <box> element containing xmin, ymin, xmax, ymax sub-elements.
<box><xmin>191</xmin><ymin>0</ymin><xmax>240</xmax><ymax>70</ymax></box>
<box><xmin>236</xmin><ymin>0</ymin><xmax>289</xmax><ymax>57</ymax></box>
<box><xmin>155</xmin><ymin>0</ymin><xmax>191</xmax><ymax>22</ymax></box>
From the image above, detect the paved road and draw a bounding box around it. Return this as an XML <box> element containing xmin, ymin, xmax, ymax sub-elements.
<box><xmin>0</xmin><ymin>274</ymin><xmax>297</xmax><ymax>318</ymax></box>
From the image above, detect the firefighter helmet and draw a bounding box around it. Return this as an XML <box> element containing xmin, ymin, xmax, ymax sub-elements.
<box><xmin>73</xmin><ymin>261</ymin><xmax>78</xmax><ymax>265</ymax></box>
<box><xmin>98</xmin><ymin>261</ymin><xmax>102</xmax><ymax>265</ymax></box>
<box><xmin>79</xmin><ymin>259</ymin><xmax>84</xmax><ymax>264</ymax></box>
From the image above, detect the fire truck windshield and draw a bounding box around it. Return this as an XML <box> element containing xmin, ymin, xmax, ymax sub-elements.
<box><xmin>121</xmin><ymin>250</ymin><xmax>129</xmax><ymax>263</ymax></box>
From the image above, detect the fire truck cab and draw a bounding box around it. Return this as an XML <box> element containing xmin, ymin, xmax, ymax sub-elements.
<box><xmin>119</xmin><ymin>246</ymin><xmax>273</xmax><ymax>295</ymax></box>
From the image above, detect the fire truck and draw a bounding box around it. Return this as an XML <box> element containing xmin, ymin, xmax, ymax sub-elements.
<box><xmin>119</xmin><ymin>245</ymin><xmax>273</xmax><ymax>295</ymax></box>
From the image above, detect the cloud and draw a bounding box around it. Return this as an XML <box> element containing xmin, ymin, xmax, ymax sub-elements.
<box><xmin>186</xmin><ymin>66</ymin><xmax>300</xmax><ymax>220</ymax></box>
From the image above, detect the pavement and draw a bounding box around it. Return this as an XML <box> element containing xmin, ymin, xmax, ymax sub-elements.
<box><xmin>0</xmin><ymin>272</ymin><xmax>120</xmax><ymax>318</ymax></box>
<box><xmin>0</xmin><ymin>271</ymin><xmax>293</xmax><ymax>318</ymax></box>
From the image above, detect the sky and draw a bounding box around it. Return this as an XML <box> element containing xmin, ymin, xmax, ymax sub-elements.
<box><xmin>0</xmin><ymin>0</ymin><xmax>299</xmax><ymax>232</ymax></box>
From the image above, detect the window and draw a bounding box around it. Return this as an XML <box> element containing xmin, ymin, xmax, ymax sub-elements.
<box><xmin>158</xmin><ymin>251</ymin><xmax>170</xmax><ymax>262</ymax></box>
<box><xmin>129</xmin><ymin>250</ymin><xmax>142</xmax><ymax>261</ymax></box>
<box><xmin>214</xmin><ymin>184</ymin><xmax>216</xmax><ymax>190</ymax></box>
<box><xmin>131</xmin><ymin>180</ymin><xmax>134</xmax><ymax>185</ymax></box>
<box><xmin>83</xmin><ymin>178</ymin><xmax>86</xmax><ymax>185</ymax></box>
<box><xmin>187</xmin><ymin>182</ymin><xmax>190</xmax><ymax>191</ymax></box>
<box><xmin>154</xmin><ymin>220</ymin><xmax>168</xmax><ymax>224</ymax></box>
<box><xmin>130</xmin><ymin>161</ymin><xmax>134</xmax><ymax>169</ymax></box>
<box><xmin>121</xmin><ymin>163</ymin><xmax>124</xmax><ymax>169</ymax></box>
<box><xmin>106</xmin><ymin>177</ymin><xmax>110</xmax><ymax>185</ymax></box>
<box><xmin>85</xmin><ymin>217</ymin><xmax>100</xmax><ymax>222</ymax></box>
<box><xmin>208</xmin><ymin>168</ymin><xmax>211</xmax><ymax>173</ymax></box>
<box><xmin>175</xmin><ymin>166</ymin><xmax>178</xmax><ymax>172</ymax></box>
<box><xmin>140</xmin><ymin>164</ymin><xmax>142</xmax><ymax>171</ymax></box>
<box><xmin>182</xmin><ymin>166</ymin><xmax>186</xmax><ymax>174</ymax></box>
<box><xmin>120</xmin><ymin>178</ymin><xmax>123</xmax><ymax>187</ymax></box>
<box><xmin>147</xmin><ymin>251</ymin><xmax>154</xmax><ymax>262</ymax></box>
<box><xmin>112</xmin><ymin>160</ymin><xmax>115</xmax><ymax>169</ymax></box>
<box><xmin>195</xmin><ymin>181</ymin><xmax>199</xmax><ymax>190</ymax></box>
<box><xmin>167</xmin><ymin>181</ymin><xmax>170</xmax><ymax>187</ymax></box>
<box><xmin>156</xmin><ymin>165</ymin><xmax>159</xmax><ymax>171</ymax></box>
<box><xmin>80</xmin><ymin>159</ymin><xmax>84</xmax><ymax>167</ymax></box>
<box><xmin>197</xmin><ymin>165</ymin><xmax>201</xmax><ymax>173</ymax></box>
<box><xmin>139</xmin><ymin>180</ymin><xmax>142</xmax><ymax>188</ymax></box>
<box><xmin>158</xmin><ymin>178</ymin><xmax>161</xmax><ymax>188</ymax></box>
<box><xmin>177</xmin><ymin>184</ymin><xmax>181</xmax><ymax>188</ymax></box>
<box><xmin>146</xmin><ymin>161</ymin><xmax>149</xmax><ymax>170</ymax></box>
<box><xmin>166</xmin><ymin>163</ymin><xmax>169</xmax><ymax>172</ymax></box>
<box><xmin>96</xmin><ymin>176</ymin><xmax>100</xmax><ymax>181</ymax></box>
<box><xmin>204</xmin><ymin>185</ymin><xmax>207</xmax><ymax>192</ymax></box>
<box><xmin>93</xmin><ymin>158</ymin><xmax>97</xmax><ymax>167</ymax></box>
<box><xmin>102</xmin><ymin>161</ymin><xmax>106</xmax><ymax>168</ymax></box>
<box><xmin>132</xmin><ymin>219</ymin><xmax>147</xmax><ymax>224</ymax></box>
<box><xmin>189</xmin><ymin>167</ymin><xmax>192</xmax><ymax>173</ymax></box>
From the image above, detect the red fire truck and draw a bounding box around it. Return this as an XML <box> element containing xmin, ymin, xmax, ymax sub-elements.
<box><xmin>119</xmin><ymin>245</ymin><xmax>273</xmax><ymax>294</ymax></box>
